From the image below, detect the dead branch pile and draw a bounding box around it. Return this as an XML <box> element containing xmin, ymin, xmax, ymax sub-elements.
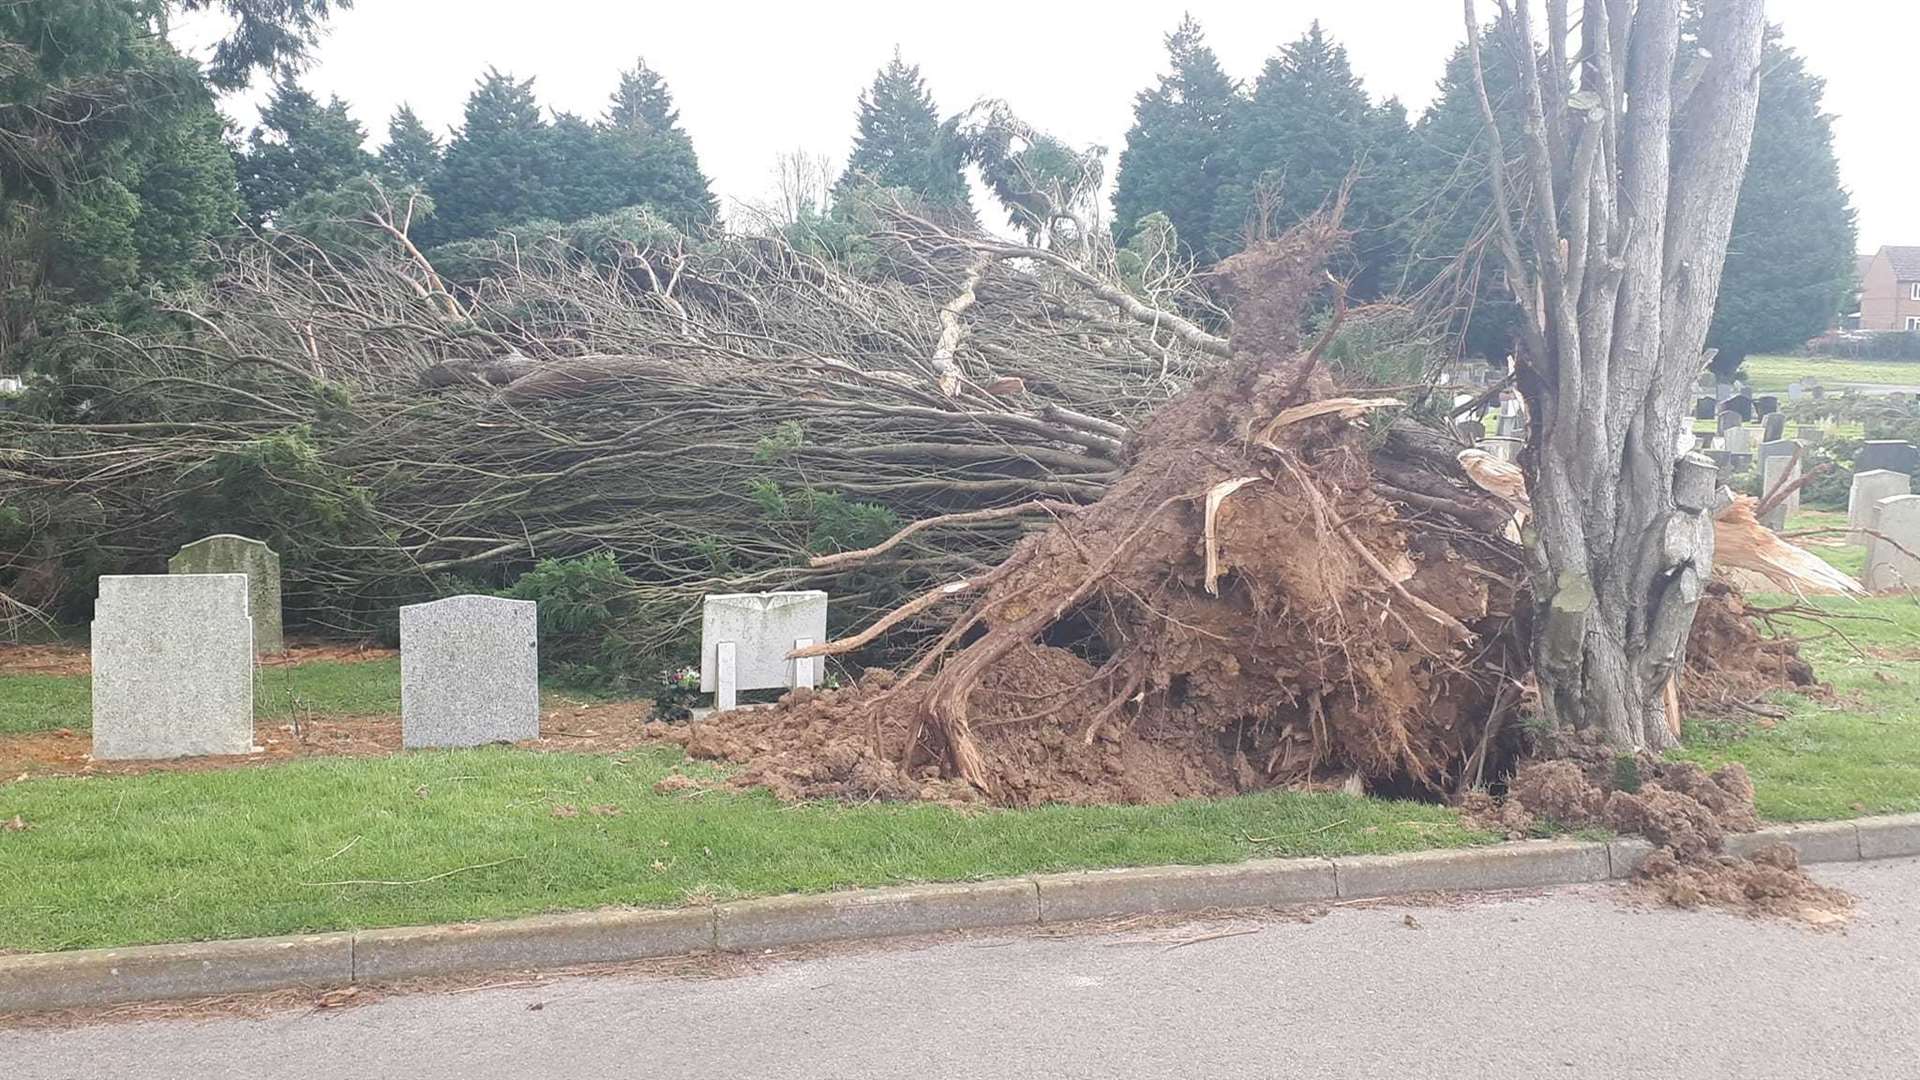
<box><xmin>1</xmin><ymin>209</ymin><xmax>1220</xmax><ymax>649</ymax></box>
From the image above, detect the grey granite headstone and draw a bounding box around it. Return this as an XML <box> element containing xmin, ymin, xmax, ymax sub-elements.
<box><xmin>92</xmin><ymin>574</ymin><xmax>253</xmax><ymax>760</ymax></box>
<box><xmin>1716</xmin><ymin>410</ymin><xmax>1742</xmax><ymax>434</ymax></box>
<box><xmin>168</xmin><ymin>534</ymin><xmax>283</xmax><ymax>654</ymax></box>
<box><xmin>1693</xmin><ymin>395</ymin><xmax>1716</xmax><ymax>421</ymax></box>
<box><xmin>1754</xmin><ymin>395</ymin><xmax>1779</xmax><ymax>418</ymax></box>
<box><xmin>1866</xmin><ymin>496</ymin><xmax>1920</xmax><ymax>591</ymax></box>
<box><xmin>400</xmin><ymin>595</ymin><xmax>538</xmax><ymax>748</ymax></box>
<box><xmin>1759</xmin><ymin>443</ymin><xmax>1801</xmax><ymax>531</ymax></box>
<box><xmin>1723</xmin><ymin>394</ymin><xmax>1753</xmax><ymax>422</ymax></box>
<box><xmin>1723</xmin><ymin>426</ymin><xmax>1753</xmax><ymax>455</ymax></box>
<box><xmin>701</xmin><ymin>591</ymin><xmax>829</xmax><ymax>699</ymax></box>
<box><xmin>1761</xmin><ymin>412</ymin><xmax>1787</xmax><ymax>442</ymax></box>
<box><xmin>1849</xmin><ymin>469</ymin><xmax>1910</xmax><ymax>545</ymax></box>
<box><xmin>1857</xmin><ymin>440</ymin><xmax>1919</xmax><ymax>475</ymax></box>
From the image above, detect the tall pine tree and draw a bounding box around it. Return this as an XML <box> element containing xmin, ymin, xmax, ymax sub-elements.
<box><xmin>1111</xmin><ymin>16</ymin><xmax>1239</xmax><ymax>265</ymax></box>
<box><xmin>598</xmin><ymin>60</ymin><xmax>718</xmax><ymax>228</ymax></box>
<box><xmin>1212</xmin><ymin>22</ymin><xmax>1409</xmax><ymax>295</ymax></box>
<box><xmin>378</xmin><ymin>105</ymin><xmax>442</xmax><ymax>188</ymax></box>
<box><xmin>428</xmin><ymin>69</ymin><xmax>551</xmax><ymax>243</ymax></box>
<box><xmin>237</xmin><ymin>80</ymin><xmax>372</xmax><ymax>227</ymax></box>
<box><xmin>1707</xmin><ymin>31</ymin><xmax>1857</xmax><ymax>371</ymax></box>
<box><xmin>837</xmin><ymin>52</ymin><xmax>969</xmax><ymax>211</ymax></box>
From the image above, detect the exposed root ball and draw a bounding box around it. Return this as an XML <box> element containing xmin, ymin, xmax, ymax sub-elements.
<box><xmin>690</xmin><ymin>216</ymin><xmax>1532</xmax><ymax>806</ymax></box>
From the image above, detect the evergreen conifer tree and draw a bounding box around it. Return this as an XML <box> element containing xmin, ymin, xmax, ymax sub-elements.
<box><xmin>378</xmin><ymin>105</ymin><xmax>442</xmax><ymax>188</ymax></box>
<box><xmin>838</xmin><ymin>51</ymin><xmax>969</xmax><ymax>210</ymax></box>
<box><xmin>1111</xmin><ymin>16</ymin><xmax>1239</xmax><ymax>264</ymax></box>
<box><xmin>237</xmin><ymin>80</ymin><xmax>372</xmax><ymax>227</ymax></box>
<box><xmin>428</xmin><ymin>70</ymin><xmax>551</xmax><ymax>243</ymax></box>
<box><xmin>1707</xmin><ymin>32</ymin><xmax>1857</xmax><ymax>370</ymax></box>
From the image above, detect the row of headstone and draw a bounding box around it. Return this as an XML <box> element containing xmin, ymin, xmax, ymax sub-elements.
<box><xmin>91</xmin><ymin>580</ymin><xmax>542</xmax><ymax>760</ymax></box>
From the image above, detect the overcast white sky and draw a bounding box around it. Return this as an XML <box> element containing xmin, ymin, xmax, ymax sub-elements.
<box><xmin>180</xmin><ymin>0</ymin><xmax>1916</xmax><ymax>249</ymax></box>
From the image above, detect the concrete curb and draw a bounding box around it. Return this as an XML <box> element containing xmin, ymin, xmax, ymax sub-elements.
<box><xmin>5</xmin><ymin>812</ymin><xmax>1918</xmax><ymax>1015</ymax></box>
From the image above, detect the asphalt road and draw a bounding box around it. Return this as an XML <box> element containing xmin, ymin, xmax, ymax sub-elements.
<box><xmin>5</xmin><ymin>857</ymin><xmax>1916</xmax><ymax>1079</ymax></box>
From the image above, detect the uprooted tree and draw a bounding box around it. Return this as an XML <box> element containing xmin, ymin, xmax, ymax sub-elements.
<box><xmin>1460</xmin><ymin>0</ymin><xmax>1768</xmax><ymax>751</ymax></box>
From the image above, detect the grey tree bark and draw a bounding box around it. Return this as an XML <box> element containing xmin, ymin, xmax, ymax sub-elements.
<box><xmin>1462</xmin><ymin>0</ymin><xmax>1768</xmax><ymax>750</ymax></box>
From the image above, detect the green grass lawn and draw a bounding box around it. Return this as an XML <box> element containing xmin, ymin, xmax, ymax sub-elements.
<box><xmin>0</xmin><ymin>658</ymin><xmax>404</xmax><ymax>736</ymax></box>
<box><xmin>0</xmin><ymin>748</ymin><xmax>1487</xmax><ymax>953</ymax></box>
<box><xmin>1675</xmin><ymin>586</ymin><xmax>1920</xmax><ymax>822</ymax></box>
<box><xmin>1</xmin><ymin>657</ymin><xmax>618</xmax><ymax>736</ymax></box>
<box><xmin>1741</xmin><ymin>354</ymin><xmax>1920</xmax><ymax>392</ymax></box>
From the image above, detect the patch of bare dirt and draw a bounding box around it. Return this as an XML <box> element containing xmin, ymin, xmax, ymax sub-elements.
<box><xmin>0</xmin><ymin>699</ymin><xmax>662</xmax><ymax>781</ymax></box>
<box><xmin>1681</xmin><ymin>579</ymin><xmax>1818</xmax><ymax>712</ymax></box>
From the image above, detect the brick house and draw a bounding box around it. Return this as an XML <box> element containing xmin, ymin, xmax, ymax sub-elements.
<box><xmin>1859</xmin><ymin>245</ymin><xmax>1920</xmax><ymax>331</ymax></box>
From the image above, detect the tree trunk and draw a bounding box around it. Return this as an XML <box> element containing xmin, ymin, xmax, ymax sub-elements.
<box><xmin>1464</xmin><ymin>0</ymin><xmax>1768</xmax><ymax>750</ymax></box>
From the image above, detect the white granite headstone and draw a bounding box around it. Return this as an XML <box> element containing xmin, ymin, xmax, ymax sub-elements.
<box><xmin>400</xmin><ymin>595</ymin><xmax>539</xmax><ymax>748</ymax></box>
<box><xmin>1866</xmin><ymin>496</ymin><xmax>1920</xmax><ymax>591</ymax></box>
<box><xmin>701</xmin><ymin>591</ymin><xmax>829</xmax><ymax>709</ymax></box>
<box><xmin>91</xmin><ymin>574</ymin><xmax>253</xmax><ymax>760</ymax></box>
<box><xmin>1850</xmin><ymin>470</ymin><xmax>1912</xmax><ymax>546</ymax></box>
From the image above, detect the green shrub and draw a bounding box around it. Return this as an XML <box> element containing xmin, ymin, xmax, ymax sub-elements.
<box><xmin>502</xmin><ymin>552</ymin><xmax>648</xmax><ymax>690</ymax></box>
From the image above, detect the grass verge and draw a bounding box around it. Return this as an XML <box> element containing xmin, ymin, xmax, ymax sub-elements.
<box><xmin>0</xmin><ymin>748</ymin><xmax>1488</xmax><ymax>953</ymax></box>
<box><xmin>1675</xmin><ymin>589</ymin><xmax>1920</xmax><ymax>822</ymax></box>
<box><xmin>1741</xmin><ymin>354</ymin><xmax>1920</xmax><ymax>392</ymax></box>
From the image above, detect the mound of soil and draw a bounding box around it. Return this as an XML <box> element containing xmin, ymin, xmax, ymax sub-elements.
<box><xmin>1682</xmin><ymin>579</ymin><xmax>1816</xmax><ymax>709</ymax></box>
<box><xmin>1467</xmin><ymin>754</ymin><xmax>1848</xmax><ymax>925</ymax></box>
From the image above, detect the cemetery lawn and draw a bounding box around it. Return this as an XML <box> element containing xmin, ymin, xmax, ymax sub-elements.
<box><xmin>0</xmin><ymin>751</ymin><xmax>1489</xmax><ymax>953</ymax></box>
<box><xmin>1675</xmin><ymin>588</ymin><xmax>1920</xmax><ymax>822</ymax></box>
<box><xmin>0</xmin><ymin>656</ymin><xmax>624</xmax><ymax>736</ymax></box>
<box><xmin>1741</xmin><ymin>354</ymin><xmax>1920</xmax><ymax>392</ymax></box>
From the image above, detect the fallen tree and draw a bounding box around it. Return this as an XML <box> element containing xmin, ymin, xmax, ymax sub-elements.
<box><xmin>681</xmin><ymin>214</ymin><xmax>1821</xmax><ymax>807</ymax></box>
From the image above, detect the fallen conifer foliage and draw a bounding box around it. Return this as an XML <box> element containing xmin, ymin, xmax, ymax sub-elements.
<box><xmin>0</xmin><ymin>205</ymin><xmax>1221</xmax><ymax>662</ymax></box>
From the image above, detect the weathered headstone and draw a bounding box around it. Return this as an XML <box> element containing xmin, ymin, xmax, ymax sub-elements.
<box><xmin>1705</xmin><ymin>449</ymin><xmax>1733</xmax><ymax>473</ymax></box>
<box><xmin>400</xmin><ymin>595</ymin><xmax>539</xmax><ymax>748</ymax></box>
<box><xmin>1754</xmin><ymin>395</ymin><xmax>1779</xmax><ymax>418</ymax></box>
<box><xmin>1478</xmin><ymin>436</ymin><xmax>1523</xmax><ymax>464</ymax></box>
<box><xmin>1866</xmin><ymin>495</ymin><xmax>1920</xmax><ymax>591</ymax></box>
<box><xmin>92</xmin><ymin>574</ymin><xmax>253</xmax><ymax>760</ymax></box>
<box><xmin>1716</xmin><ymin>410</ymin><xmax>1742</xmax><ymax>434</ymax></box>
<box><xmin>1857</xmin><ymin>440</ymin><xmax>1919</xmax><ymax>475</ymax></box>
<box><xmin>168</xmin><ymin>534</ymin><xmax>284</xmax><ymax>653</ymax></box>
<box><xmin>1760</xmin><ymin>412</ymin><xmax>1787</xmax><ymax>442</ymax></box>
<box><xmin>700</xmin><ymin>591</ymin><xmax>829</xmax><ymax>711</ymax></box>
<box><xmin>1693</xmin><ymin>395</ymin><xmax>1716</xmax><ymax>421</ymax></box>
<box><xmin>1723</xmin><ymin>425</ymin><xmax>1753</xmax><ymax>455</ymax></box>
<box><xmin>1848</xmin><ymin>469</ymin><xmax>1911</xmax><ymax>545</ymax></box>
<box><xmin>1787</xmin><ymin>381</ymin><xmax>1804</xmax><ymax>402</ymax></box>
<box><xmin>1758</xmin><ymin>441</ymin><xmax>1801</xmax><ymax>531</ymax></box>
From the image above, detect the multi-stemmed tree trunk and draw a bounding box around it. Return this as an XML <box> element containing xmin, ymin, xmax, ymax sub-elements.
<box><xmin>1463</xmin><ymin>0</ymin><xmax>1768</xmax><ymax>750</ymax></box>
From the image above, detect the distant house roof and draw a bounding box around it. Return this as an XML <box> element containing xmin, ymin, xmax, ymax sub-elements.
<box><xmin>1885</xmin><ymin>246</ymin><xmax>1920</xmax><ymax>279</ymax></box>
